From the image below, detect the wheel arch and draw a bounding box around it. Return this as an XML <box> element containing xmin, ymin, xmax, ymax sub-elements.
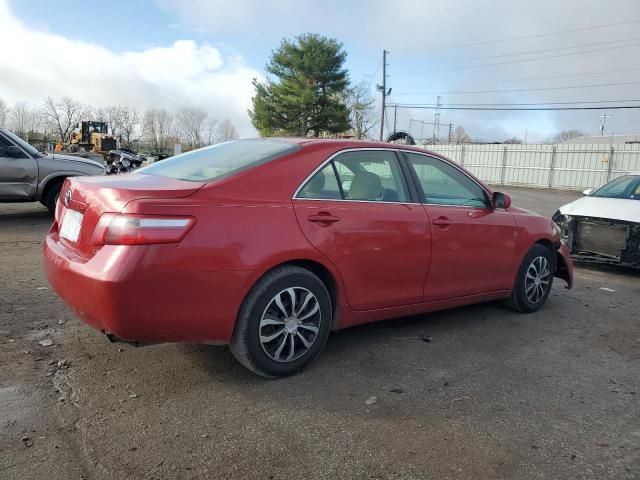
<box><xmin>532</xmin><ymin>237</ymin><xmax>572</xmax><ymax>287</ymax></box>
<box><xmin>244</xmin><ymin>257</ymin><xmax>344</xmax><ymax>330</ymax></box>
<box><xmin>38</xmin><ymin>174</ymin><xmax>71</xmax><ymax>201</ymax></box>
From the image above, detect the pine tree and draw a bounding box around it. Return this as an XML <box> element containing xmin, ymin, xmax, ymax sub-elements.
<box><xmin>249</xmin><ymin>34</ymin><xmax>351</xmax><ymax>137</ymax></box>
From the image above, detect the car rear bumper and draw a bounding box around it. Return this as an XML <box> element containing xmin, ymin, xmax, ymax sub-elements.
<box><xmin>43</xmin><ymin>227</ymin><xmax>256</xmax><ymax>344</ymax></box>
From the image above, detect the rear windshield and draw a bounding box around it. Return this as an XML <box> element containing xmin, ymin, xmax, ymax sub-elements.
<box><xmin>138</xmin><ymin>139</ymin><xmax>300</xmax><ymax>182</ymax></box>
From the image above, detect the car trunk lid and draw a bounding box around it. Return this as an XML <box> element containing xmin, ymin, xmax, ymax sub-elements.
<box><xmin>57</xmin><ymin>173</ymin><xmax>204</xmax><ymax>257</ymax></box>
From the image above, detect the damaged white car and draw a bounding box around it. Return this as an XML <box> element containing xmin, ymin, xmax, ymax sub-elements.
<box><xmin>553</xmin><ymin>174</ymin><xmax>640</xmax><ymax>268</ymax></box>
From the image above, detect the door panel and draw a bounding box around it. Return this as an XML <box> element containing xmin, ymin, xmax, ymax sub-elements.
<box><xmin>294</xmin><ymin>199</ymin><xmax>430</xmax><ymax>310</ymax></box>
<box><xmin>403</xmin><ymin>152</ymin><xmax>518</xmax><ymax>301</ymax></box>
<box><xmin>294</xmin><ymin>149</ymin><xmax>430</xmax><ymax>310</ymax></box>
<box><xmin>0</xmin><ymin>137</ymin><xmax>38</xmax><ymax>200</ymax></box>
<box><xmin>423</xmin><ymin>205</ymin><xmax>517</xmax><ymax>300</ymax></box>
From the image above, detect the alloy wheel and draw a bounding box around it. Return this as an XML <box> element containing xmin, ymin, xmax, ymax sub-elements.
<box><xmin>525</xmin><ymin>256</ymin><xmax>551</xmax><ymax>304</ymax></box>
<box><xmin>259</xmin><ymin>287</ymin><xmax>322</xmax><ymax>363</ymax></box>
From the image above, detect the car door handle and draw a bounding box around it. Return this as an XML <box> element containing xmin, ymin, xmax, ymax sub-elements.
<box><xmin>308</xmin><ymin>212</ymin><xmax>341</xmax><ymax>224</ymax></box>
<box><xmin>432</xmin><ymin>217</ymin><xmax>452</xmax><ymax>227</ymax></box>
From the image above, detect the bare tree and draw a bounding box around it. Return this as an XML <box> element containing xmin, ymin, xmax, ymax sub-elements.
<box><xmin>217</xmin><ymin>119</ymin><xmax>239</xmax><ymax>142</ymax></box>
<box><xmin>346</xmin><ymin>82</ymin><xmax>376</xmax><ymax>139</ymax></box>
<box><xmin>452</xmin><ymin>126</ymin><xmax>470</xmax><ymax>144</ymax></box>
<box><xmin>204</xmin><ymin>116</ymin><xmax>219</xmax><ymax>145</ymax></box>
<box><xmin>94</xmin><ymin>106</ymin><xmax>121</xmax><ymax>137</ymax></box>
<box><xmin>144</xmin><ymin>108</ymin><xmax>174</xmax><ymax>152</ymax></box>
<box><xmin>503</xmin><ymin>137</ymin><xmax>523</xmax><ymax>144</ymax></box>
<box><xmin>0</xmin><ymin>98</ymin><xmax>8</xmax><ymax>128</ymax></box>
<box><xmin>42</xmin><ymin>96</ymin><xmax>86</xmax><ymax>143</ymax></box>
<box><xmin>115</xmin><ymin>106</ymin><xmax>140</xmax><ymax>148</ymax></box>
<box><xmin>553</xmin><ymin>130</ymin><xmax>585</xmax><ymax>143</ymax></box>
<box><xmin>10</xmin><ymin>102</ymin><xmax>31</xmax><ymax>139</ymax></box>
<box><xmin>503</xmin><ymin>137</ymin><xmax>522</xmax><ymax>144</ymax></box>
<box><xmin>176</xmin><ymin>106</ymin><xmax>207</xmax><ymax>149</ymax></box>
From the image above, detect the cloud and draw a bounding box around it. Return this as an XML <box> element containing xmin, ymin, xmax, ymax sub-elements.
<box><xmin>0</xmin><ymin>0</ymin><xmax>261</xmax><ymax>136</ymax></box>
<box><xmin>156</xmin><ymin>0</ymin><xmax>640</xmax><ymax>141</ymax></box>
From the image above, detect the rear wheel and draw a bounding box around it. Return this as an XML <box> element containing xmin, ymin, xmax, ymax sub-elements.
<box><xmin>42</xmin><ymin>180</ymin><xmax>64</xmax><ymax>215</ymax></box>
<box><xmin>505</xmin><ymin>244</ymin><xmax>555</xmax><ymax>313</ymax></box>
<box><xmin>230</xmin><ymin>265</ymin><xmax>332</xmax><ymax>377</ymax></box>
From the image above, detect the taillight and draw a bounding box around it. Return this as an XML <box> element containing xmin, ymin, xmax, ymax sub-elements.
<box><xmin>92</xmin><ymin>214</ymin><xmax>195</xmax><ymax>245</ymax></box>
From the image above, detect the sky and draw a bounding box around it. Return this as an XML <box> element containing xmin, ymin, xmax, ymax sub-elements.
<box><xmin>1</xmin><ymin>0</ymin><xmax>640</xmax><ymax>142</ymax></box>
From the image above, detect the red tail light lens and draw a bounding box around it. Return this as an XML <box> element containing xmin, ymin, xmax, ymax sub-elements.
<box><xmin>92</xmin><ymin>214</ymin><xmax>195</xmax><ymax>245</ymax></box>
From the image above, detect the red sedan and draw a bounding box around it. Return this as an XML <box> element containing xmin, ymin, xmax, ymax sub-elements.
<box><xmin>44</xmin><ymin>139</ymin><xmax>573</xmax><ymax>377</ymax></box>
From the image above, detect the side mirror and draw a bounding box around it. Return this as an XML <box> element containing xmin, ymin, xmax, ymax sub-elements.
<box><xmin>582</xmin><ymin>188</ymin><xmax>593</xmax><ymax>196</ymax></box>
<box><xmin>493</xmin><ymin>191</ymin><xmax>511</xmax><ymax>209</ymax></box>
<box><xmin>6</xmin><ymin>145</ymin><xmax>25</xmax><ymax>158</ymax></box>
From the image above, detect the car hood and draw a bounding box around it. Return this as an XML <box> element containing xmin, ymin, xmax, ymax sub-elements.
<box><xmin>40</xmin><ymin>153</ymin><xmax>104</xmax><ymax>170</ymax></box>
<box><xmin>558</xmin><ymin>195</ymin><xmax>640</xmax><ymax>223</ymax></box>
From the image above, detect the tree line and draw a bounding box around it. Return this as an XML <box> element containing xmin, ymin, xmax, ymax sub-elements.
<box><xmin>0</xmin><ymin>96</ymin><xmax>239</xmax><ymax>153</ymax></box>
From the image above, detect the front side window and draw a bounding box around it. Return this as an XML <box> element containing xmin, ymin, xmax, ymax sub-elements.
<box><xmin>0</xmin><ymin>136</ymin><xmax>10</xmax><ymax>157</ymax></box>
<box><xmin>405</xmin><ymin>152</ymin><xmax>488</xmax><ymax>208</ymax></box>
<box><xmin>138</xmin><ymin>139</ymin><xmax>300</xmax><ymax>183</ymax></box>
<box><xmin>2</xmin><ymin>130</ymin><xmax>37</xmax><ymax>157</ymax></box>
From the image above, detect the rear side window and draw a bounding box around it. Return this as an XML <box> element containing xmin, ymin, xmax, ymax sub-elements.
<box><xmin>138</xmin><ymin>140</ymin><xmax>300</xmax><ymax>182</ymax></box>
<box><xmin>297</xmin><ymin>150</ymin><xmax>410</xmax><ymax>203</ymax></box>
<box><xmin>297</xmin><ymin>163</ymin><xmax>342</xmax><ymax>199</ymax></box>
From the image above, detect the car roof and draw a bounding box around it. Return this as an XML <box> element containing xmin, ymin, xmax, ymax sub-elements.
<box><xmin>268</xmin><ymin>137</ymin><xmax>437</xmax><ymax>154</ymax></box>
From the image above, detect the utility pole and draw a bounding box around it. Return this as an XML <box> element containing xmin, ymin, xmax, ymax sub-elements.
<box><xmin>377</xmin><ymin>50</ymin><xmax>388</xmax><ymax>141</ymax></box>
<box><xmin>600</xmin><ymin>113</ymin><xmax>611</xmax><ymax>136</ymax></box>
<box><xmin>448</xmin><ymin>123</ymin><xmax>453</xmax><ymax>143</ymax></box>
<box><xmin>393</xmin><ymin>105</ymin><xmax>397</xmax><ymax>134</ymax></box>
<box><xmin>432</xmin><ymin>96</ymin><xmax>441</xmax><ymax>144</ymax></box>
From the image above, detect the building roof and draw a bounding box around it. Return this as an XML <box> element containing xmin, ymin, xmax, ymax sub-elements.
<box><xmin>563</xmin><ymin>134</ymin><xmax>640</xmax><ymax>144</ymax></box>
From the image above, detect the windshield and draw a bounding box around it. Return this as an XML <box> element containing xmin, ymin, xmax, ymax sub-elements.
<box><xmin>137</xmin><ymin>139</ymin><xmax>300</xmax><ymax>182</ymax></box>
<box><xmin>591</xmin><ymin>175</ymin><xmax>640</xmax><ymax>200</ymax></box>
<box><xmin>2</xmin><ymin>129</ymin><xmax>39</xmax><ymax>156</ymax></box>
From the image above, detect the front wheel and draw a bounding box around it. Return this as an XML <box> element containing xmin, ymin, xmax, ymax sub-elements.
<box><xmin>230</xmin><ymin>266</ymin><xmax>332</xmax><ymax>377</ymax></box>
<box><xmin>43</xmin><ymin>180</ymin><xmax>64</xmax><ymax>215</ymax></box>
<box><xmin>504</xmin><ymin>244</ymin><xmax>555</xmax><ymax>313</ymax></box>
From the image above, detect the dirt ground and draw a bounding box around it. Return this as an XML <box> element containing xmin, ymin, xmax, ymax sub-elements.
<box><xmin>1</xmin><ymin>187</ymin><xmax>639</xmax><ymax>480</ymax></box>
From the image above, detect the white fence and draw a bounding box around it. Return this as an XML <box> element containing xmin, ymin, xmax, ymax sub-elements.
<box><xmin>426</xmin><ymin>143</ymin><xmax>640</xmax><ymax>191</ymax></box>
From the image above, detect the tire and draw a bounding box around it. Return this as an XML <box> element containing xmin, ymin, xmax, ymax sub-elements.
<box><xmin>43</xmin><ymin>180</ymin><xmax>64</xmax><ymax>215</ymax></box>
<box><xmin>504</xmin><ymin>244</ymin><xmax>555</xmax><ymax>313</ymax></box>
<box><xmin>230</xmin><ymin>265</ymin><xmax>332</xmax><ymax>378</ymax></box>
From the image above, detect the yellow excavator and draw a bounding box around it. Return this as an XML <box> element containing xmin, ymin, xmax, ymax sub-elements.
<box><xmin>69</xmin><ymin>121</ymin><xmax>117</xmax><ymax>159</ymax></box>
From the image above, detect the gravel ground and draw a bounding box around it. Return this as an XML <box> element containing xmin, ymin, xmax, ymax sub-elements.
<box><xmin>1</xmin><ymin>187</ymin><xmax>639</xmax><ymax>480</ymax></box>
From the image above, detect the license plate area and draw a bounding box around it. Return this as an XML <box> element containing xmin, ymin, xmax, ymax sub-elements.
<box><xmin>576</xmin><ymin>221</ymin><xmax>628</xmax><ymax>259</ymax></box>
<box><xmin>60</xmin><ymin>208</ymin><xmax>84</xmax><ymax>243</ymax></box>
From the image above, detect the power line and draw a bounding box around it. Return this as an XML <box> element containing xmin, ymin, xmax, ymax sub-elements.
<box><xmin>397</xmin><ymin>79</ymin><xmax>640</xmax><ymax>96</ymax></box>
<box><xmin>409</xmin><ymin>41</ymin><xmax>640</xmax><ymax>74</ymax></box>
<box><xmin>416</xmin><ymin>36</ymin><xmax>640</xmax><ymax>65</ymax></box>
<box><xmin>388</xmin><ymin>103</ymin><xmax>640</xmax><ymax>111</ymax></box>
<box><xmin>423</xmin><ymin>99</ymin><xmax>640</xmax><ymax>107</ymax></box>
<box><xmin>364</xmin><ymin>58</ymin><xmax>382</xmax><ymax>90</ymax></box>
<box><xmin>461</xmin><ymin>67</ymin><xmax>640</xmax><ymax>86</ymax></box>
<box><xmin>405</xmin><ymin>18</ymin><xmax>640</xmax><ymax>52</ymax></box>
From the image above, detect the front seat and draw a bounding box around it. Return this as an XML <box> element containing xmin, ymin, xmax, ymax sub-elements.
<box><xmin>348</xmin><ymin>171</ymin><xmax>383</xmax><ymax>201</ymax></box>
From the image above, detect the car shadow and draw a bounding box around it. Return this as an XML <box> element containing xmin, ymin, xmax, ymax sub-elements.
<box><xmin>0</xmin><ymin>204</ymin><xmax>51</xmax><ymax>223</ymax></box>
<box><xmin>574</xmin><ymin>260</ymin><xmax>640</xmax><ymax>278</ymax></box>
<box><xmin>184</xmin><ymin>300</ymin><xmax>512</xmax><ymax>385</ymax></box>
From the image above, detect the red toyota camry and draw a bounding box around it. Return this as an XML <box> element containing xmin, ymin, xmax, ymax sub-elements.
<box><xmin>44</xmin><ymin>139</ymin><xmax>573</xmax><ymax>377</ymax></box>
